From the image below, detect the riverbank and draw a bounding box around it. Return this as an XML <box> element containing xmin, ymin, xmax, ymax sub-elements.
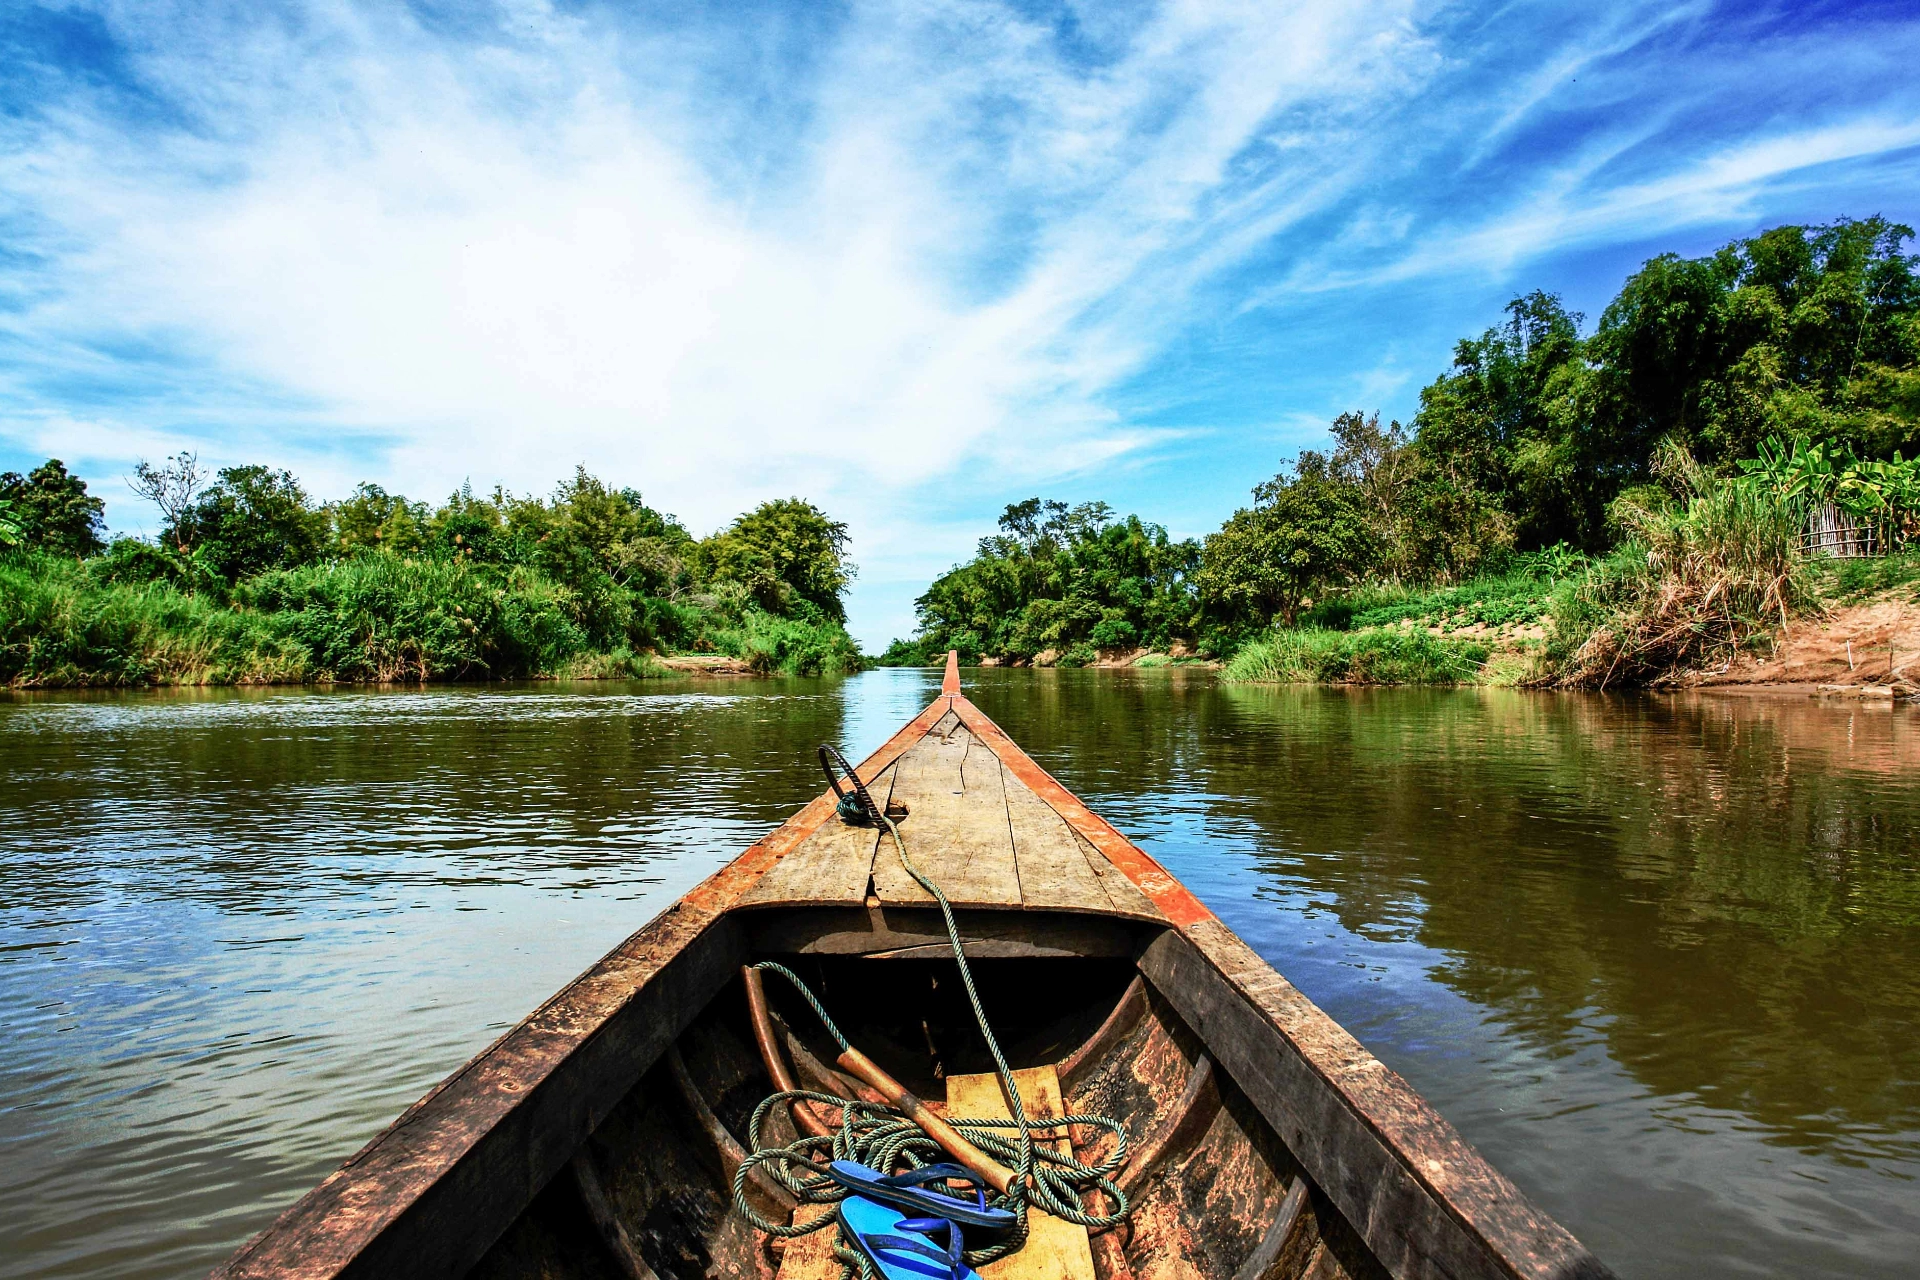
<box><xmin>0</xmin><ymin>551</ymin><xmax>862</xmax><ymax>686</ymax></box>
<box><xmin>1217</xmin><ymin>548</ymin><xmax>1920</xmax><ymax>694</ymax></box>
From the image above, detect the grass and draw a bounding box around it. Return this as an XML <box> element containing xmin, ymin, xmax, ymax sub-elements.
<box><xmin>0</xmin><ymin>550</ymin><xmax>861</xmax><ymax>687</ymax></box>
<box><xmin>1546</xmin><ymin>454</ymin><xmax>1812</xmax><ymax>688</ymax></box>
<box><xmin>704</xmin><ymin>609</ymin><xmax>863</xmax><ymax>676</ymax></box>
<box><xmin>1812</xmin><ymin>545</ymin><xmax>1920</xmax><ymax>602</ymax></box>
<box><xmin>0</xmin><ymin>556</ymin><xmax>308</xmax><ymax>686</ymax></box>
<box><xmin>1222</xmin><ymin>628</ymin><xmax>1491</xmax><ymax>685</ymax></box>
<box><xmin>1295</xmin><ymin>568</ymin><xmax>1564</xmax><ymax>634</ymax></box>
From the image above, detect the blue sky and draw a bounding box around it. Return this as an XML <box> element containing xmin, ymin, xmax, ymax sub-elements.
<box><xmin>3</xmin><ymin>1</ymin><xmax>1917</xmax><ymax>648</ymax></box>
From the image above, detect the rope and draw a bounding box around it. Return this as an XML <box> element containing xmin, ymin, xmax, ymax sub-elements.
<box><xmin>729</xmin><ymin>745</ymin><xmax>1135</xmax><ymax>1271</ymax></box>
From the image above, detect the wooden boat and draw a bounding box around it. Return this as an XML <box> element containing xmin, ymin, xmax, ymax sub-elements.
<box><xmin>215</xmin><ymin>654</ymin><xmax>1614</xmax><ymax>1280</ymax></box>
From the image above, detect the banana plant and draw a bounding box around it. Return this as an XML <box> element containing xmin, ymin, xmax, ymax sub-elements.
<box><xmin>0</xmin><ymin>497</ymin><xmax>22</xmax><ymax>548</ymax></box>
<box><xmin>1737</xmin><ymin>436</ymin><xmax>1920</xmax><ymax>521</ymax></box>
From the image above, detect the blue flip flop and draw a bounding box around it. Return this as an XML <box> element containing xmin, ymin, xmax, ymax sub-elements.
<box><xmin>826</xmin><ymin>1161</ymin><xmax>1016</xmax><ymax>1230</ymax></box>
<box><xmin>837</xmin><ymin>1195</ymin><xmax>980</xmax><ymax>1280</ymax></box>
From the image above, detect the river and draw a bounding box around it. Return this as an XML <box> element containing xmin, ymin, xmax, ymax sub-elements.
<box><xmin>2</xmin><ymin>669</ymin><xmax>1916</xmax><ymax>1279</ymax></box>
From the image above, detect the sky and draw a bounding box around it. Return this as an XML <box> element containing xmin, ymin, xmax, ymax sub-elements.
<box><xmin>3</xmin><ymin>1</ymin><xmax>1918</xmax><ymax>649</ymax></box>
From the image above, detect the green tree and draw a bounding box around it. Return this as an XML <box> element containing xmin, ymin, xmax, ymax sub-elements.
<box><xmin>329</xmin><ymin>483</ymin><xmax>428</xmax><ymax>555</ymax></box>
<box><xmin>0</xmin><ymin>459</ymin><xmax>106</xmax><ymax>556</ymax></box>
<box><xmin>188</xmin><ymin>466</ymin><xmax>327</xmax><ymax>581</ymax></box>
<box><xmin>1198</xmin><ymin>451</ymin><xmax>1381</xmax><ymax>629</ymax></box>
<box><xmin>701</xmin><ymin>498</ymin><xmax>853</xmax><ymax>622</ymax></box>
<box><xmin>902</xmin><ymin>499</ymin><xmax>1199</xmax><ymax>663</ymax></box>
<box><xmin>1593</xmin><ymin>216</ymin><xmax>1920</xmax><ymax>462</ymax></box>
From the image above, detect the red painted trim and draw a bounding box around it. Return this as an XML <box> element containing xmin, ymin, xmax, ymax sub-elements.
<box><xmin>942</xmin><ymin>649</ymin><xmax>961</xmax><ymax>694</ymax></box>
<box><xmin>948</xmin><ymin>694</ymin><xmax>1214</xmax><ymax>929</ymax></box>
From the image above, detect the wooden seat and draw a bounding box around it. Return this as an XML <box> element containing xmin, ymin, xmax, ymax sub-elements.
<box><xmin>946</xmin><ymin>1066</ymin><xmax>1097</xmax><ymax>1280</ymax></box>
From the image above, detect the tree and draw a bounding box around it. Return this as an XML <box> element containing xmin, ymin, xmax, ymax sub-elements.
<box><xmin>901</xmin><ymin>499</ymin><xmax>1199</xmax><ymax>663</ymax></box>
<box><xmin>129</xmin><ymin>452</ymin><xmax>206</xmax><ymax>552</ymax></box>
<box><xmin>1593</xmin><ymin>216</ymin><xmax>1920</xmax><ymax>462</ymax></box>
<box><xmin>1198</xmin><ymin>452</ymin><xmax>1381</xmax><ymax>628</ymax></box>
<box><xmin>329</xmin><ymin>483</ymin><xmax>428</xmax><ymax>555</ymax></box>
<box><xmin>187</xmin><ymin>465</ymin><xmax>327</xmax><ymax>581</ymax></box>
<box><xmin>0</xmin><ymin>459</ymin><xmax>106</xmax><ymax>556</ymax></box>
<box><xmin>702</xmin><ymin>498</ymin><xmax>854</xmax><ymax>621</ymax></box>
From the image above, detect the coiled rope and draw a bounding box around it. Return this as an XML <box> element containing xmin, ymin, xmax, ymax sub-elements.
<box><xmin>728</xmin><ymin>746</ymin><xmax>1134</xmax><ymax>1275</ymax></box>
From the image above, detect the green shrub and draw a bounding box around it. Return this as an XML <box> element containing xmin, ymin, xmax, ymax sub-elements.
<box><xmin>0</xmin><ymin>552</ymin><xmax>305</xmax><ymax>686</ymax></box>
<box><xmin>706</xmin><ymin>609</ymin><xmax>862</xmax><ymax>676</ymax></box>
<box><xmin>1223</xmin><ymin>627</ymin><xmax>1488</xmax><ymax>684</ymax></box>
<box><xmin>1548</xmin><ymin>448</ymin><xmax>1812</xmax><ymax>687</ymax></box>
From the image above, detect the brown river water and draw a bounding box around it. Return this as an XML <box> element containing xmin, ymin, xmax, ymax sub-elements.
<box><xmin>1</xmin><ymin>669</ymin><xmax>1916</xmax><ymax>1279</ymax></box>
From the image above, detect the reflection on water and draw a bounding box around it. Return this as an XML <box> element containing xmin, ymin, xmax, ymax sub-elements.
<box><xmin>2</xmin><ymin>672</ymin><xmax>1916</xmax><ymax>1279</ymax></box>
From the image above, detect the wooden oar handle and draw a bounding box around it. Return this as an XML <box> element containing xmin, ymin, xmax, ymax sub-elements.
<box><xmin>835</xmin><ymin>1047</ymin><xmax>1016</xmax><ymax>1194</ymax></box>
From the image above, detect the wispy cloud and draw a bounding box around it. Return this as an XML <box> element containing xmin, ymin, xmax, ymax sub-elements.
<box><xmin>1</xmin><ymin>1</ymin><xmax>1916</xmax><ymax>643</ymax></box>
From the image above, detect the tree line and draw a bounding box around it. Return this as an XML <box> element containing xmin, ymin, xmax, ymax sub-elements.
<box><xmin>0</xmin><ymin>457</ymin><xmax>859</xmax><ymax>682</ymax></box>
<box><xmin>886</xmin><ymin>216</ymin><xmax>1920</xmax><ymax>665</ymax></box>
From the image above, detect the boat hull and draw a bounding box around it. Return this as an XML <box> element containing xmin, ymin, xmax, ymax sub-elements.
<box><xmin>214</xmin><ymin>662</ymin><xmax>1613</xmax><ymax>1280</ymax></box>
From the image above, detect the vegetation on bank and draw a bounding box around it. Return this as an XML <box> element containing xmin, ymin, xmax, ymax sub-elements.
<box><xmin>0</xmin><ymin>459</ymin><xmax>860</xmax><ymax>686</ymax></box>
<box><xmin>883</xmin><ymin>216</ymin><xmax>1920</xmax><ymax>686</ymax></box>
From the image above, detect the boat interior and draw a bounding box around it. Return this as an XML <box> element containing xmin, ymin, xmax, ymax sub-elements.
<box><xmin>468</xmin><ymin>908</ymin><xmax>1388</xmax><ymax>1280</ymax></box>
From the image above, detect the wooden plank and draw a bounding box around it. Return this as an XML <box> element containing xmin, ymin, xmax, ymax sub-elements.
<box><xmin>1069</xmin><ymin>828</ymin><xmax>1161</xmax><ymax>918</ymax></box>
<box><xmin>737</xmin><ymin>765</ymin><xmax>895</xmax><ymax>907</ymax></box>
<box><xmin>871</xmin><ymin>726</ymin><xmax>1024</xmax><ymax>909</ymax></box>
<box><xmin>570</xmin><ymin>1147</ymin><xmax>657</xmax><ymax>1280</ymax></box>
<box><xmin>947</xmin><ymin>696</ymin><xmax>1201</xmax><ymax>926</ymax></box>
<box><xmin>742</xmin><ymin>908</ymin><xmax>1148</xmax><ymax>960</ymax></box>
<box><xmin>945</xmin><ymin>1066</ymin><xmax>1095</xmax><ymax>1280</ymax></box>
<box><xmin>1003</xmin><ymin>762</ymin><xmax>1135</xmax><ymax>915</ymax></box>
<box><xmin>774</xmin><ymin>1204</ymin><xmax>841</xmax><ymax>1280</ymax></box>
<box><xmin>1138</xmin><ymin>926</ymin><xmax>1615</xmax><ymax>1280</ymax></box>
<box><xmin>676</xmin><ymin>688</ymin><xmax>954</xmax><ymax>924</ymax></box>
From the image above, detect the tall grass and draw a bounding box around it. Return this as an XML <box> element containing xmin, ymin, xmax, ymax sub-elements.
<box><xmin>705</xmin><ymin>609</ymin><xmax>862</xmax><ymax>675</ymax></box>
<box><xmin>1223</xmin><ymin>628</ymin><xmax>1489</xmax><ymax>684</ymax></box>
<box><xmin>1548</xmin><ymin>451</ymin><xmax>1812</xmax><ymax>688</ymax></box>
<box><xmin>237</xmin><ymin>556</ymin><xmax>591</xmax><ymax>681</ymax></box>
<box><xmin>0</xmin><ymin>555</ymin><xmax>306</xmax><ymax>685</ymax></box>
<box><xmin>0</xmin><ymin>551</ymin><xmax>732</xmax><ymax>686</ymax></box>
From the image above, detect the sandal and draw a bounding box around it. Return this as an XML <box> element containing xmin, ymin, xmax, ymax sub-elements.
<box><xmin>837</xmin><ymin>1196</ymin><xmax>979</xmax><ymax>1280</ymax></box>
<box><xmin>827</xmin><ymin>1160</ymin><xmax>1015</xmax><ymax>1229</ymax></box>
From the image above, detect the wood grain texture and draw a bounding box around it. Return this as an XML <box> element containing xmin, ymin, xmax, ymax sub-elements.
<box><xmin>743</xmin><ymin>908</ymin><xmax>1150</xmax><ymax>960</ymax></box>
<box><xmin>1138</xmin><ymin>926</ymin><xmax>1616</xmax><ymax>1280</ymax></box>
<box><xmin>948</xmin><ymin>696</ymin><xmax>1200</xmax><ymax>926</ymax></box>
<box><xmin>1002</xmin><ymin>765</ymin><xmax>1137</xmax><ymax>915</ymax></box>
<box><xmin>871</xmin><ymin>726</ymin><xmax>1024</xmax><ymax>908</ymax></box>
<box><xmin>772</xmin><ymin>1205</ymin><xmax>840</xmax><ymax>1280</ymax></box>
<box><xmin>736</xmin><ymin>765</ymin><xmax>895</xmax><ymax>907</ymax></box>
<box><xmin>945</xmin><ymin>1066</ymin><xmax>1096</xmax><ymax>1280</ymax></box>
<box><xmin>569</xmin><ymin>1147</ymin><xmax>657</xmax><ymax>1280</ymax></box>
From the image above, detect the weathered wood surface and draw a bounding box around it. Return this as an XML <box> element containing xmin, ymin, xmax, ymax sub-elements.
<box><xmin>737</xmin><ymin>764</ymin><xmax>896</xmax><ymax>908</ymax></box>
<box><xmin>871</xmin><ymin>724</ymin><xmax>1024</xmax><ymax>908</ymax></box>
<box><xmin>736</xmin><ymin>701</ymin><xmax>1164</xmax><ymax>921</ymax></box>
<box><xmin>745</xmin><ymin>908</ymin><xmax>1150</xmax><ymax>960</ymax></box>
<box><xmin>1137</xmin><ymin>926</ymin><xmax>1614</xmax><ymax>1280</ymax></box>
<box><xmin>772</xmin><ymin>1204</ymin><xmax>839</xmax><ymax>1280</ymax></box>
<box><xmin>949</xmin><ymin>695</ymin><xmax>1208</xmax><ymax>928</ymax></box>
<box><xmin>946</xmin><ymin>1066</ymin><xmax>1096</xmax><ymax>1280</ymax></box>
<box><xmin>569</xmin><ymin>1147</ymin><xmax>657</xmax><ymax>1280</ymax></box>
